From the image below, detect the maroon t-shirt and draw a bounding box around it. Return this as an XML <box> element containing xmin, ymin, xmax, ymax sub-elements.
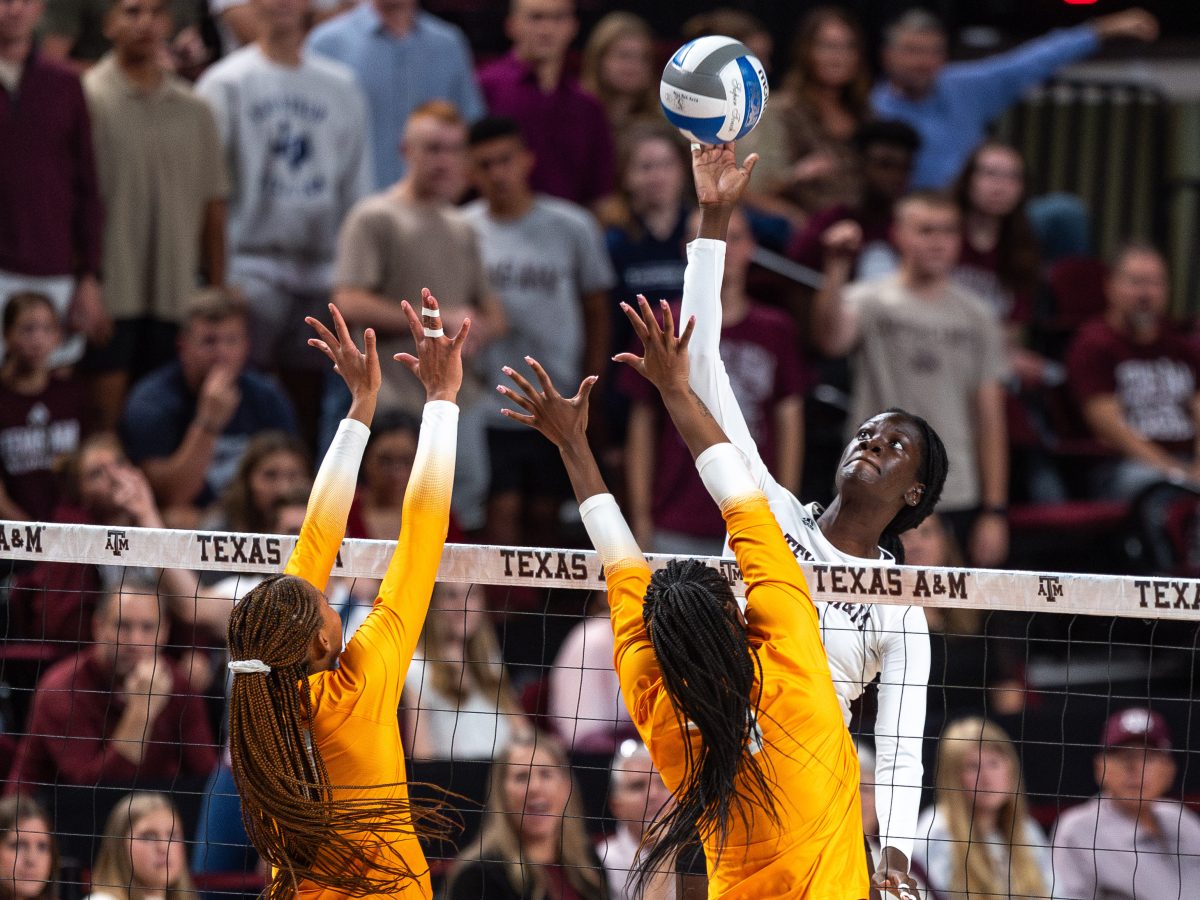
<box><xmin>953</xmin><ymin>240</ymin><xmax>1033</xmax><ymax>325</ymax></box>
<box><xmin>620</xmin><ymin>302</ymin><xmax>808</xmax><ymax>538</ymax></box>
<box><xmin>6</xmin><ymin>652</ymin><xmax>217</xmax><ymax>791</ymax></box>
<box><xmin>787</xmin><ymin>203</ymin><xmax>895</xmax><ymax>275</ymax></box>
<box><xmin>0</xmin><ymin>375</ymin><xmax>89</xmax><ymax>521</ymax></box>
<box><xmin>1067</xmin><ymin>318</ymin><xmax>1200</xmax><ymax>456</ymax></box>
<box><xmin>477</xmin><ymin>53</ymin><xmax>615</xmax><ymax>207</ymax></box>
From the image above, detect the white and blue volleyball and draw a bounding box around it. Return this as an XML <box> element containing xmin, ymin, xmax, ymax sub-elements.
<box><xmin>659</xmin><ymin>36</ymin><xmax>769</xmax><ymax>145</ymax></box>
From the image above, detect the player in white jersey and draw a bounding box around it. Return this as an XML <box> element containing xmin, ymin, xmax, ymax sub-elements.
<box><xmin>679</xmin><ymin>143</ymin><xmax>949</xmax><ymax>899</ymax></box>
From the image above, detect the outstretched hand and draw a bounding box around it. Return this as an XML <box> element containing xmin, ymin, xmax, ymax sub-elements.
<box><xmin>498</xmin><ymin>357</ymin><xmax>597</xmax><ymax>452</ymax></box>
<box><xmin>306</xmin><ymin>301</ymin><xmax>381</xmax><ymax>426</ymax></box>
<box><xmin>613</xmin><ymin>296</ymin><xmax>695</xmax><ymax>398</ymax></box>
<box><xmin>306</xmin><ymin>302</ymin><xmax>381</xmax><ymax>400</ymax></box>
<box><xmin>693</xmin><ymin>142</ymin><xmax>759</xmax><ymax>208</ymax></box>
<box><xmin>394</xmin><ymin>288</ymin><xmax>471</xmax><ymax>404</ymax></box>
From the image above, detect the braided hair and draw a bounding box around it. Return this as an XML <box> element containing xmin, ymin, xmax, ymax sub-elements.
<box><xmin>632</xmin><ymin>559</ymin><xmax>778</xmax><ymax>891</ymax></box>
<box><xmin>227</xmin><ymin>574</ymin><xmax>452</xmax><ymax>898</ymax></box>
<box><xmin>874</xmin><ymin>408</ymin><xmax>949</xmax><ymax>563</ymax></box>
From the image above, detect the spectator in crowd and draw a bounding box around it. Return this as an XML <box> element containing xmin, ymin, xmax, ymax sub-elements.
<box><xmin>464</xmin><ymin>116</ymin><xmax>615</xmax><ymax>547</ymax></box>
<box><xmin>0</xmin><ymin>293</ymin><xmax>91</xmax><ymax>521</ymax></box>
<box><xmin>204</xmin><ymin>431</ymin><xmax>311</xmax><ymax>535</ymax></box>
<box><xmin>9</xmin><ymin>432</ymin><xmax>200</xmax><ymax>647</ymax></box>
<box><xmin>580</xmin><ymin>11</ymin><xmax>658</xmax><ymax>134</ymax></box>
<box><xmin>740</xmin><ymin>7</ymin><xmax>872</xmax><ymax>230</ymax></box>
<box><xmin>548</xmin><ymin>592</ymin><xmax>634</xmax><ymax>753</ymax></box>
<box><xmin>39</xmin><ymin>0</ymin><xmax>206</xmax><ymax>73</ymax></box>
<box><xmin>308</xmin><ymin>0</ymin><xmax>484</xmax><ymax>190</ymax></box>
<box><xmin>334</xmin><ymin>101</ymin><xmax>501</xmax><ymax>419</ymax></box>
<box><xmin>83</xmin><ymin>0</ymin><xmax>228</xmax><ymax>429</ymax></box>
<box><xmin>598</xmin><ymin>740</ymin><xmax>675</xmax><ymax>900</ymax></box>
<box><xmin>7</xmin><ymin>583</ymin><xmax>217</xmax><ymax>790</ymax></box>
<box><xmin>679</xmin><ymin>8</ymin><xmax>773</xmax><ymax>74</ymax></box>
<box><xmin>477</xmin><ymin>0</ymin><xmax>616</xmax><ymax>208</ymax></box>
<box><xmin>1066</xmin><ymin>244</ymin><xmax>1200</xmax><ymax>568</ymax></box>
<box><xmin>624</xmin><ymin>206</ymin><xmax>805</xmax><ymax>554</ymax></box>
<box><xmin>210</xmin><ymin>0</ymin><xmax>350</xmax><ymax>56</ymax></box>
<box><xmin>196</xmin><ymin>0</ymin><xmax>373</xmax><ymax>438</ymax></box>
<box><xmin>353</xmin><ymin>410</ymin><xmax>419</xmax><ymax>540</ymax></box>
<box><xmin>87</xmin><ymin>792</ymin><xmax>197</xmax><ymax>900</ymax></box>
<box><xmin>873</xmin><ymin>7</ymin><xmax>1159</xmax><ymax>189</ymax></box>
<box><xmin>119</xmin><ymin>290</ymin><xmax>299</xmax><ymax>520</ymax></box>
<box><xmin>333</xmin><ymin>102</ymin><xmax>499</xmax><ymax>527</ymax></box>
<box><xmin>912</xmin><ymin>717</ymin><xmax>1051</xmax><ymax>898</ymax></box>
<box><xmin>951</xmin><ymin>141</ymin><xmax>1055</xmax><ymax>385</ymax></box>
<box><xmin>403</xmin><ymin>582</ymin><xmax>529</xmax><ymax>761</ymax></box>
<box><xmin>787</xmin><ymin>118</ymin><xmax>920</xmax><ymax>285</ymax></box>
<box><xmin>443</xmin><ymin>733</ymin><xmax>608</xmax><ymax>900</ymax></box>
<box><xmin>0</xmin><ymin>0</ymin><xmax>105</xmax><ymax>369</ymax></box>
<box><xmin>1052</xmin><ymin>707</ymin><xmax>1200</xmax><ymax>897</ymax></box>
<box><xmin>0</xmin><ymin>796</ymin><xmax>59</xmax><ymax>900</ymax></box>
<box><xmin>1068</xmin><ymin>244</ymin><xmax>1199</xmax><ymax>492</ymax></box>
<box><xmin>813</xmin><ymin>191</ymin><xmax>1010</xmax><ymax>566</ymax></box>
<box><xmin>599</xmin><ymin>124</ymin><xmax>691</xmax><ymax>452</ymax></box>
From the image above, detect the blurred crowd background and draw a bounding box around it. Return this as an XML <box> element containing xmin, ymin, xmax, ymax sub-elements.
<box><xmin>3</xmin><ymin>0</ymin><xmax>1200</xmax><ymax>897</ymax></box>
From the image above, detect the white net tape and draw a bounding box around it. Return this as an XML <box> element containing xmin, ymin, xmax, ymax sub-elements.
<box><xmin>0</xmin><ymin>519</ymin><xmax>1196</xmax><ymax>620</ymax></box>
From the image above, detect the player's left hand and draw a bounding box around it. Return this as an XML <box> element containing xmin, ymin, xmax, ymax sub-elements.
<box><xmin>498</xmin><ymin>357</ymin><xmax>596</xmax><ymax>452</ymax></box>
<box><xmin>306</xmin><ymin>302</ymin><xmax>381</xmax><ymax>402</ymax></box>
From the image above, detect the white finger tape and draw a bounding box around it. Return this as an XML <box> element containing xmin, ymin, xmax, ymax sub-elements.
<box><xmin>420</xmin><ymin>306</ymin><xmax>440</xmax><ymax>318</ymax></box>
<box><xmin>690</xmin><ymin>142</ymin><xmax>701</xmax><ymax>152</ymax></box>
<box><xmin>423</xmin><ymin>327</ymin><xmax>444</xmax><ymax>338</ymax></box>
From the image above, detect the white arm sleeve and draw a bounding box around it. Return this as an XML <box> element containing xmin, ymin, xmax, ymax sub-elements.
<box><xmin>695</xmin><ymin>442</ymin><xmax>760</xmax><ymax>509</ymax></box>
<box><xmin>579</xmin><ymin>494</ymin><xmax>645</xmax><ymax>570</ymax></box>
<box><xmin>681</xmin><ymin>238</ymin><xmax>771</xmax><ymax>491</ymax></box>
<box><xmin>874</xmin><ymin>605</ymin><xmax>931</xmax><ymax>861</ymax></box>
<box><xmin>283</xmin><ymin>417</ymin><xmax>369</xmax><ymax>591</ymax></box>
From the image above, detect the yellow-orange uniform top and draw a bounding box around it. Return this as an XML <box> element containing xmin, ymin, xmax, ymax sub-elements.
<box><xmin>595</xmin><ymin>446</ymin><xmax>867</xmax><ymax>899</ymax></box>
<box><xmin>282</xmin><ymin>403</ymin><xmax>459</xmax><ymax>900</ymax></box>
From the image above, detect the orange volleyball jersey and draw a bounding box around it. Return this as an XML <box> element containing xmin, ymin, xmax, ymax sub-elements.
<box><xmin>609</xmin><ymin>492</ymin><xmax>868</xmax><ymax>899</ymax></box>
<box><xmin>282</xmin><ymin>406</ymin><xmax>457</xmax><ymax>899</ymax></box>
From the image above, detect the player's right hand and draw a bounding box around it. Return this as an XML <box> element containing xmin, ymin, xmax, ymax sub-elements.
<box><xmin>394</xmin><ymin>288</ymin><xmax>470</xmax><ymax>404</ymax></box>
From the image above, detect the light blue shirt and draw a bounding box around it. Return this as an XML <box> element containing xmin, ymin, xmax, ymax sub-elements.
<box><xmin>872</xmin><ymin>25</ymin><xmax>1099</xmax><ymax>188</ymax></box>
<box><xmin>307</xmin><ymin>6</ymin><xmax>485</xmax><ymax>189</ymax></box>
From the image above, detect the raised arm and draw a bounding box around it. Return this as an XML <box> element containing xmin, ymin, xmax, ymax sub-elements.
<box><xmin>372</xmin><ymin>292</ymin><xmax>469</xmax><ymax>668</ymax></box>
<box><xmin>616</xmin><ymin>296</ymin><xmax>729</xmax><ymax>461</ymax></box>
<box><xmin>681</xmin><ymin>144</ymin><xmax>774</xmax><ymax>488</ymax></box>
<box><xmin>284</xmin><ymin>303</ymin><xmax>380</xmax><ymax>592</ymax></box>
<box><xmin>498</xmin><ymin>360</ymin><xmax>660</xmax><ymax>713</ymax></box>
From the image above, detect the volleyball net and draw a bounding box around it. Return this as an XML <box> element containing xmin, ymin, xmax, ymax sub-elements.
<box><xmin>1</xmin><ymin>519</ymin><xmax>1198</xmax><ymax>897</ymax></box>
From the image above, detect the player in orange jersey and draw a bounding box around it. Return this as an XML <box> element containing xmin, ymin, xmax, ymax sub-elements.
<box><xmin>226</xmin><ymin>293</ymin><xmax>469</xmax><ymax>899</ymax></box>
<box><xmin>498</xmin><ymin>297</ymin><xmax>869</xmax><ymax>899</ymax></box>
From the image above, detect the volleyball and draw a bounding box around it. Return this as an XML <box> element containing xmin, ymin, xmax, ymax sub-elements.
<box><xmin>659</xmin><ymin>36</ymin><xmax>769</xmax><ymax>145</ymax></box>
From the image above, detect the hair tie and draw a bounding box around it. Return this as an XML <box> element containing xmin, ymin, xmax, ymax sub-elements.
<box><xmin>228</xmin><ymin>659</ymin><xmax>271</xmax><ymax>675</ymax></box>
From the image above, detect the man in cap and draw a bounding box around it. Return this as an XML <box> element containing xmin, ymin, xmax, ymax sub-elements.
<box><xmin>1051</xmin><ymin>707</ymin><xmax>1200</xmax><ymax>897</ymax></box>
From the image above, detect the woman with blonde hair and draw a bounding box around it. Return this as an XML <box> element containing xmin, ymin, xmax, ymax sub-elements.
<box><xmin>208</xmin><ymin>431</ymin><xmax>312</xmax><ymax>535</ymax></box>
<box><xmin>913</xmin><ymin>718</ymin><xmax>1052</xmax><ymax>898</ymax></box>
<box><xmin>443</xmin><ymin>733</ymin><xmax>608</xmax><ymax>900</ymax></box>
<box><xmin>86</xmin><ymin>793</ymin><xmax>197</xmax><ymax>900</ymax></box>
<box><xmin>0</xmin><ymin>796</ymin><xmax>59</xmax><ymax>900</ymax></box>
<box><xmin>403</xmin><ymin>582</ymin><xmax>529</xmax><ymax>761</ymax></box>
<box><xmin>580</xmin><ymin>12</ymin><xmax>658</xmax><ymax>134</ymax></box>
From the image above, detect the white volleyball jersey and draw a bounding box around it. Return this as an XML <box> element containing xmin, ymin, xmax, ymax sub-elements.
<box><xmin>680</xmin><ymin>237</ymin><xmax>929</xmax><ymax>860</ymax></box>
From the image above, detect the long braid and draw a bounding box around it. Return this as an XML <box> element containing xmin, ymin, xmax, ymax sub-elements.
<box><xmin>228</xmin><ymin>575</ymin><xmax>456</xmax><ymax>898</ymax></box>
<box><xmin>633</xmin><ymin>560</ymin><xmax>778</xmax><ymax>891</ymax></box>
<box><xmin>878</xmin><ymin>408</ymin><xmax>950</xmax><ymax>563</ymax></box>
